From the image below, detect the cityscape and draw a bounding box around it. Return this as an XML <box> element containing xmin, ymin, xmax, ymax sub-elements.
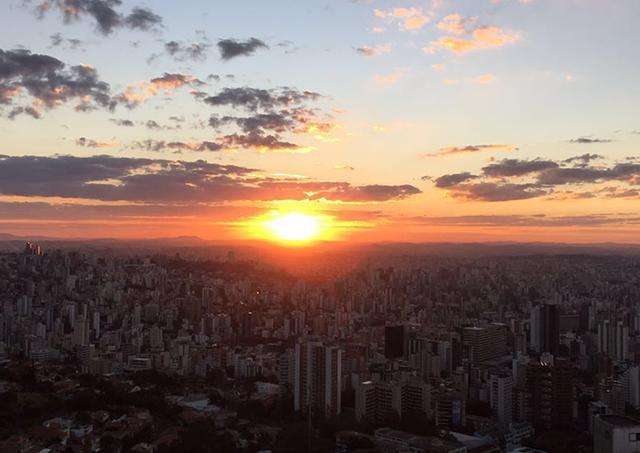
<box><xmin>2</xmin><ymin>0</ymin><xmax>640</xmax><ymax>452</ymax></box>
<box><xmin>3</xmin><ymin>240</ymin><xmax>640</xmax><ymax>452</ymax></box>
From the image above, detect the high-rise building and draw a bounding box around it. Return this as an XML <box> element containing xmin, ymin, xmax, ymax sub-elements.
<box><xmin>277</xmin><ymin>348</ymin><xmax>296</xmax><ymax>390</ymax></box>
<box><xmin>597</xmin><ymin>320</ymin><xmax>629</xmax><ymax>361</ymax></box>
<box><xmin>489</xmin><ymin>371</ymin><xmax>513</xmax><ymax>427</ymax></box>
<box><xmin>294</xmin><ymin>340</ymin><xmax>342</xmax><ymax>418</ymax></box>
<box><xmin>598</xmin><ymin>377</ymin><xmax>625</xmax><ymax>416</ymax></box>
<box><xmin>462</xmin><ymin>324</ymin><xmax>507</xmax><ymax>363</ymax></box>
<box><xmin>355</xmin><ymin>379</ymin><xmax>398</xmax><ymax>424</ymax></box>
<box><xmin>621</xmin><ymin>365</ymin><xmax>640</xmax><ymax>410</ymax></box>
<box><xmin>149</xmin><ymin>324</ymin><xmax>163</xmax><ymax>350</ymax></box>
<box><xmin>530</xmin><ymin>304</ymin><xmax>560</xmax><ymax>355</ymax></box>
<box><xmin>73</xmin><ymin>316</ymin><xmax>89</xmax><ymax>347</ymax></box>
<box><xmin>385</xmin><ymin>325</ymin><xmax>405</xmax><ymax>359</ymax></box>
<box><xmin>434</xmin><ymin>387</ymin><xmax>466</xmax><ymax>428</ymax></box>
<box><xmin>525</xmin><ymin>359</ymin><xmax>574</xmax><ymax>431</ymax></box>
<box><xmin>355</xmin><ymin>376</ymin><xmax>432</xmax><ymax>423</ymax></box>
<box><xmin>593</xmin><ymin>415</ymin><xmax>640</xmax><ymax>453</ymax></box>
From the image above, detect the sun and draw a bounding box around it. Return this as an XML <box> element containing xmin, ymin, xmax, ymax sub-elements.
<box><xmin>239</xmin><ymin>209</ymin><xmax>365</xmax><ymax>245</ymax></box>
<box><xmin>265</xmin><ymin>212</ymin><xmax>321</xmax><ymax>242</ymax></box>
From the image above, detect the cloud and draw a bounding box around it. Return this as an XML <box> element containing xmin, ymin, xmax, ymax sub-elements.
<box><xmin>33</xmin><ymin>0</ymin><xmax>162</xmax><ymax>35</ymax></box>
<box><xmin>124</xmin><ymin>7</ymin><xmax>162</xmax><ymax>31</ymax></box>
<box><xmin>217</xmin><ymin>38</ymin><xmax>268</xmax><ymax>60</ymax></box>
<box><xmin>211</xmin><ymin>109</ymin><xmax>333</xmax><ymax>135</ymax></box>
<box><xmin>436</xmin><ymin>14</ymin><xmax>476</xmax><ymax>35</ymax></box>
<box><xmin>118</xmin><ymin>73</ymin><xmax>203</xmax><ymax>108</ymax></box>
<box><xmin>424</xmin><ymin>144</ymin><xmax>517</xmax><ymax>157</ymax></box>
<box><xmin>411</xmin><ymin>213</ymin><xmax>640</xmax><ymax>227</ymax></box>
<box><xmin>569</xmin><ymin>137</ymin><xmax>613</xmax><ymax>144</ymax></box>
<box><xmin>76</xmin><ymin>137</ymin><xmax>118</xmax><ymax>148</ymax></box>
<box><xmin>0</xmin><ymin>48</ymin><xmax>115</xmax><ymax>116</ymax></box>
<box><xmin>433</xmin><ymin>172</ymin><xmax>478</xmax><ymax>188</ymax></box>
<box><xmin>472</xmin><ymin>73</ymin><xmax>495</xmax><ymax>84</ymax></box>
<box><xmin>203</xmin><ymin>87</ymin><xmax>320</xmax><ymax>111</ymax></box>
<box><xmin>6</xmin><ymin>106</ymin><xmax>42</xmax><ymax>119</ymax></box>
<box><xmin>210</xmin><ymin>112</ymin><xmax>294</xmax><ymax>133</ymax></box>
<box><xmin>0</xmin><ymin>200</ymin><xmax>269</xmax><ymax>224</ymax></box>
<box><xmin>482</xmin><ymin>158</ymin><xmax>558</xmax><ymax>177</ymax></box>
<box><xmin>307</xmin><ymin>184</ymin><xmax>421</xmax><ymax>202</ymax></box>
<box><xmin>374</xmin><ymin>7</ymin><xmax>431</xmax><ymax>31</ymax></box>
<box><xmin>446</xmin><ymin>182</ymin><xmax>547</xmax><ymax>201</ymax></box>
<box><xmin>49</xmin><ymin>33</ymin><xmax>85</xmax><ymax>50</ymax></box>
<box><xmin>427</xmin><ymin>26</ymin><xmax>520</xmax><ymax>54</ymax></box>
<box><xmin>433</xmin><ymin>155</ymin><xmax>640</xmax><ymax>202</ymax></box>
<box><xmin>335</xmin><ymin>164</ymin><xmax>355</xmax><ymax>171</ymax></box>
<box><xmin>150</xmin><ymin>34</ymin><xmax>212</xmax><ymax>63</ymax></box>
<box><xmin>109</xmin><ymin>118</ymin><xmax>134</xmax><ymax>126</ymax></box>
<box><xmin>374</xmin><ymin>69</ymin><xmax>406</xmax><ymax>86</ymax></box>
<box><xmin>130</xmin><ymin>140</ymin><xmax>222</xmax><ymax>153</ymax></box>
<box><xmin>355</xmin><ymin>44</ymin><xmax>392</xmax><ymax>57</ymax></box>
<box><xmin>203</xmin><ymin>87</ymin><xmax>333</xmax><ymax>152</ymax></box>
<box><xmin>219</xmin><ymin>133</ymin><xmax>305</xmax><ymax>153</ymax></box>
<box><xmin>0</xmin><ymin>154</ymin><xmax>421</xmax><ymax>203</ymax></box>
<box><xmin>562</xmin><ymin>153</ymin><xmax>603</xmax><ymax>166</ymax></box>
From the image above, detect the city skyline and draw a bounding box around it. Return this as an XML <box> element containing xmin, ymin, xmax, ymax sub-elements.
<box><xmin>1</xmin><ymin>0</ymin><xmax>640</xmax><ymax>243</ymax></box>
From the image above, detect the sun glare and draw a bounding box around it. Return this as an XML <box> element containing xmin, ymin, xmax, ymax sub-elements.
<box><xmin>265</xmin><ymin>213</ymin><xmax>321</xmax><ymax>242</ymax></box>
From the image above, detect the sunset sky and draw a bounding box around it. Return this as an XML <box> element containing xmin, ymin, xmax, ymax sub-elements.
<box><xmin>1</xmin><ymin>0</ymin><xmax>640</xmax><ymax>243</ymax></box>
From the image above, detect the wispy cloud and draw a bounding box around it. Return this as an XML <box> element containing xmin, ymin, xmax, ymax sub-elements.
<box><xmin>425</xmin><ymin>24</ymin><xmax>521</xmax><ymax>55</ymax></box>
<box><xmin>423</xmin><ymin>144</ymin><xmax>517</xmax><ymax>157</ymax></box>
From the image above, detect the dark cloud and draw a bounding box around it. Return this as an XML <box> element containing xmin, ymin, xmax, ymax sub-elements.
<box><xmin>49</xmin><ymin>33</ymin><xmax>85</xmax><ymax>50</ymax></box>
<box><xmin>433</xmin><ymin>172</ymin><xmax>478</xmax><ymax>188</ymax></box>
<box><xmin>562</xmin><ymin>153</ymin><xmax>603</xmax><ymax>166</ymax></box>
<box><xmin>203</xmin><ymin>87</ymin><xmax>320</xmax><ymax>111</ymax></box>
<box><xmin>210</xmin><ymin>112</ymin><xmax>294</xmax><ymax>133</ymax></box>
<box><xmin>0</xmin><ymin>154</ymin><xmax>420</xmax><ymax>203</ymax></box>
<box><xmin>148</xmin><ymin>34</ymin><xmax>212</xmax><ymax>64</ymax></box>
<box><xmin>434</xmin><ymin>154</ymin><xmax>640</xmax><ymax>202</ymax></box>
<box><xmin>569</xmin><ymin>137</ymin><xmax>613</xmax><ymax>144</ymax></box>
<box><xmin>482</xmin><ymin>158</ymin><xmax>558</xmax><ymax>177</ymax></box>
<box><xmin>76</xmin><ymin>137</ymin><xmax>118</xmax><ymax>148</ymax></box>
<box><xmin>163</xmin><ymin>39</ymin><xmax>211</xmax><ymax>62</ymax></box>
<box><xmin>7</xmin><ymin>106</ymin><xmax>42</xmax><ymax>119</ymax></box>
<box><xmin>109</xmin><ymin>118</ymin><xmax>134</xmax><ymax>126</ymax></box>
<box><xmin>217</xmin><ymin>38</ymin><xmax>268</xmax><ymax>60</ymax></box>
<box><xmin>33</xmin><ymin>0</ymin><xmax>162</xmax><ymax>35</ymax></box>
<box><xmin>200</xmin><ymin>87</ymin><xmax>330</xmax><ymax>151</ymax></box>
<box><xmin>146</xmin><ymin>120</ymin><xmax>161</xmax><ymax>130</ymax></box>
<box><xmin>447</xmin><ymin>182</ymin><xmax>547</xmax><ymax>202</ymax></box>
<box><xmin>220</xmin><ymin>132</ymin><xmax>301</xmax><ymax>152</ymax></box>
<box><xmin>539</xmin><ymin>162</ymin><xmax>640</xmax><ymax>185</ymax></box>
<box><xmin>207</xmin><ymin>73</ymin><xmax>235</xmax><ymax>82</ymax></box>
<box><xmin>0</xmin><ymin>200</ymin><xmax>264</xmax><ymax>222</ymax></box>
<box><xmin>124</xmin><ymin>7</ymin><xmax>162</xmax><ymax>31</ymax></box>
<box><xmin>0</xmin><ymin>48</ymin><xmax>115</xmax><ymax>116</ymax></box>
<box><xmin>130</xmin><ymin>140</ymin><xmax>222</xmax><ymax>153</ymax></box>
<box><xmin>411</xmin><ymin>214</ymin><xmax>640</xmax><ymax>227</ymax></box>
<box><xmin>536</xmin><ymin>167</ymin><xmax>610</xmax><ymax>185</ymax></box>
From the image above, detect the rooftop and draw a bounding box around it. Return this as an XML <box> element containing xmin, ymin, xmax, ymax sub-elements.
<box><xmin>598</xmin><ymin>415</ymin><xmax>640</xmax><ymax>428</ymax></box>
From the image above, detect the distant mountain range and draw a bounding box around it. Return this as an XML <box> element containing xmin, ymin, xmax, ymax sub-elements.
<box><xmin>2</xmin><ymin>232</ymin><xmax>640</xmax><ymax>256</ymax></box>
